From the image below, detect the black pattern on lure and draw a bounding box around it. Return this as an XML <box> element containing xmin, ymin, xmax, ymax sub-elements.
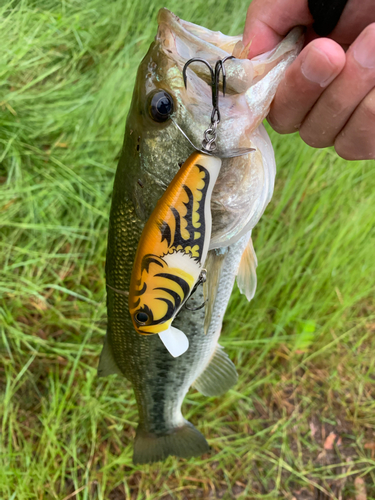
<box><xmin>164</xmin><ymin>165</ymin><xmax>209</xmax><ymax>260</ymax></box>
<box><xmin>129</xmin><ymin>154</ymin><xmax>221</xmax><ymax>355</ymax></box>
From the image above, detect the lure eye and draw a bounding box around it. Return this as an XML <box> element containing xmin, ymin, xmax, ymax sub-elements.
<box><xmin>148</xmin><ymin>90</ymin><xmax>174</xmax><ymax>122</ymax></box>
<box><xmin>134</xmin><ymin>311</ymin><xmax>149</xmax><ymax>325</ymax></box>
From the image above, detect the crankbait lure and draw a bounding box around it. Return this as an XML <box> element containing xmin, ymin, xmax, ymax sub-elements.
<box><xmin>128</xmin><ymin>56</ymin><xmax>254</xmax><ymax>358</ymax></box>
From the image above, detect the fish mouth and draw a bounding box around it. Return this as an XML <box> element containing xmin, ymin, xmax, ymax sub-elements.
<box><xmin>156</xmin><ymin>9</ymin><xmax>253</xmax><ymax>95</ymax></box>
<box><xmin>156</xmin><ymin>8</ymin><xmax>304</xmax><ymax>95</ymax></box>
<box><xmin>152</xmin><ymin>8</ymin><xmax>304</xmax><ymax>169</ymax></box>
<box><xmin>157</xmin><ymin>9</ymin><xmax>241</xmax><ymax>67</ymax></box>
<box><xmin>155</xmin><ymin>8</ymin><xmax>304</xmax><ymax>148</ymax></box>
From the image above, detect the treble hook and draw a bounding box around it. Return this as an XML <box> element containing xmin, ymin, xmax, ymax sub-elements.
<box><xmin>174</xmin><ymin>56</ymin><xmax>255</xmax><ymax>157</ymax></box>
<box><xmin>182</xmin><ymin>55</ymin><xmax>235</xmax><ymax>126</ymax></box>
<box><xmin>184</xmin><ymin>269</ymin><xmax>207</xmax><ymax>312</ymax></box>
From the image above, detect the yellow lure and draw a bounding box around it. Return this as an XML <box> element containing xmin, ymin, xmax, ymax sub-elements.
<box><xmin>129</xmin><ymin>151</ymin><xmax>222</xmax><ymax>357</ymax></box>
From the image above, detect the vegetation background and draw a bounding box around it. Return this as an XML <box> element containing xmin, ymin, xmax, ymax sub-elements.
<box><xmin>1</xmin><ymin>0</ymin><xmax>375</xmax><ymax>498</ymax></box>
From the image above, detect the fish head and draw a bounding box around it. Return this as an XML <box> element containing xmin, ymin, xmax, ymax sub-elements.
<box><xmin>119</xmin><ymin>9</ymin><xmax>303</xmax><ymax>245</ymax></box>
<box><xmin>154</xmin><ymin>9</ymin><xmax>304</xmax><ymax>248</ymax></box>
<box><xmin>153</xmin><ymin>8</ymin><xmax>304</xmax><ymax>149</ymax></box>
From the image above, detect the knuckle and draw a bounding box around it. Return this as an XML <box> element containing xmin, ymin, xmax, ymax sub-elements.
<box><xmin>334</xmin><ymin>139</ymin><xmax>356</xmax><ymax>161</ymax></box>
<box><xmin>299</xmin><ymin>124</ymin><xmax>334</xmax><ymax>149</ymax></box>
<box><xmin>335</xmin><ymin>123</ymin><xmax>375</xmax><ymax>160</ymax></box>
<box><xmin>320</xmin><ymin>94</ymin><xmax>351</xmax><ymax>120</ymax></box>
<box><xmin>362</xmin><ymin>92</ymin><xmax>375</xmax><ymax>122</ymax></box>
<box><xmin>267</xmin><ymin>113</ymin><xmax>297</xmax><ymax>134</ymax></box>
<box><xmin>298</xmin><ymin>128</ymin><xmax>318</xmax><ymax>148</ymax></box>
<box><xmin>268</xmin><ymin>87</ymin><xmax>305</xmax><ymax>134</ymax></box>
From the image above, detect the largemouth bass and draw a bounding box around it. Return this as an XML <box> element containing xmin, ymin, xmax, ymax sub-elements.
<box><xmin>100</xmin><ymin>9</ymin><xmax>303</xmax><ymax>464</ymax></box>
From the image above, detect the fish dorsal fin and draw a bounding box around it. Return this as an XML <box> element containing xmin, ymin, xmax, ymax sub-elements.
<box><xmin>158</xmin><ymin>325</ymin><xmax>189</xmax><ymax>358</ymax></box>
<box><xmin>97</xmin><ymin>335</ymin><xmax>123</xmax><ymax>378</ymax></box>
<box><xmin>193</xmin><ymin>345</ymin><xmax>238</xmax><ymax>396</ymax></box>
<box><xmin>236</xmin><ymin>236</ymin><xmax>258</xmax><ymax>302</ymax></box>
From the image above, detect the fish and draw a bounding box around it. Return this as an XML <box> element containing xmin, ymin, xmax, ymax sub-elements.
<box><xmin>99</xmin><ymin>9</ymin><xmax>303</xmax><ymax>465</ymax></box>
<box><xmin>129</xmin><ymin>152</ymin><xmax>222</xmax><ymax>357</ymax></box>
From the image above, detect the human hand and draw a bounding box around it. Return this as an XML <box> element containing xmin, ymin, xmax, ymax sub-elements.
<box><xmin>243</xmin><ymin>0</ymin><xmax>375</xmax><ymax>160</ymax></box>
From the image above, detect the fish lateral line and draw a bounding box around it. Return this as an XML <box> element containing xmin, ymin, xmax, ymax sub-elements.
<box><xmin>106</xmin><ymin>283</ymin><xmax>129</xmax><ymax>296</ymax></box>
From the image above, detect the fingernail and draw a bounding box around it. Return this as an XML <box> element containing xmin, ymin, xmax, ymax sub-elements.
<box><xmin>301</xmin><ymin>46</ymin><xmax>336</xmax><ymax>87</ymax></box>
<box><xmin>353</xmin><ymin>28</ymin><xmax>375</xmax><ymax>68</ymax></box>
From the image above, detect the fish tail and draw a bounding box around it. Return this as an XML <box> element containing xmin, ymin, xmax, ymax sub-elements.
<box><xmin>133</xmin><ymin>421</ymin><xmax>210</xmax><ymax>464</ymax></box>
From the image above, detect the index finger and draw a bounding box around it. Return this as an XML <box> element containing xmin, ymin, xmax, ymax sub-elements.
<box><xmin>243</xmin><ymin>0</ymin><xmax>313</xmax><ymax>58</ymax></box>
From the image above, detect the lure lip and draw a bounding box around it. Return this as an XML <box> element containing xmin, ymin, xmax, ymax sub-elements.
<box><xmin>158</xmin><ymin>325</ymin><xmax>189</xmax><ymax>358</ymax></box>
<box><xmin>128</xmin><ymin>152</ymin><xmax>222</xmax><ymax>346</ymax></box>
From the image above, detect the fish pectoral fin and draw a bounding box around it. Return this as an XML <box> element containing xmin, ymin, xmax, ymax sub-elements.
<box><xmin>97</xmin><ymin>335</ymin><xmax>123</xmax><ymax>378</ymax></box>
<box><xmin>158</xmin><ymin>326</ymin><xmax>189</xmax><ymax>358</ymax></box>
<box><xmin>192</xmin><ymin>344</ymin><xmax>238</xmax><ymax>397</ymax></box>
<box><xmin>236</xmin><ymin>234</ymin><xmax>258</xmax><ymax>302</ymax></box>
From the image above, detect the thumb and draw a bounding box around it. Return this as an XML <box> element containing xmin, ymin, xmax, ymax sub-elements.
<box><xmin>243</xmin><ymin>0</ymin><xmax>313</xmax><ymax>58</ymax></box>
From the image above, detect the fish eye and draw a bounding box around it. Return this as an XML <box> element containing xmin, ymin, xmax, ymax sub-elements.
<box><xmin>134</xmin><ymin>311</ymin><xmax>149</xmax><ymax>325</ymax></box>
<box><xmin>148</xmin><ymin>90</ymin><xmax>174</xmax><ymax>123</ymax></box>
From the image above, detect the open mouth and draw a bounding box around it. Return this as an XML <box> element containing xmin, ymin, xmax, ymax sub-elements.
<box><xmin>157</xmin><ymin>9</ymin><xmax>304</xmax><ymax>96</ymax></box>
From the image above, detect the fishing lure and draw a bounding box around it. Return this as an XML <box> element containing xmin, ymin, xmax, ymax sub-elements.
<box><xmin>129</xmin><ymin>57</ymin><xmax>254</xmax><ymax>358</ymax></box>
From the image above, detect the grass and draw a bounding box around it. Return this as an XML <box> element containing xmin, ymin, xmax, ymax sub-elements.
<box><xmin>1</xmin><ymin>0</ymin><xmax>375</xmax><ymax>498</ymax></box>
